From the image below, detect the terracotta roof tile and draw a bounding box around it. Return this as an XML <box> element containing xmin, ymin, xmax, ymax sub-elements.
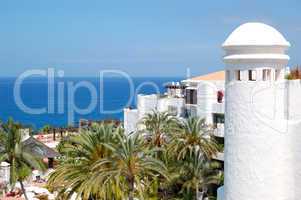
<box><xmin>190</xmin><ymin>70</ymin><xmax>225</xmax><ymax>81</ymax></box>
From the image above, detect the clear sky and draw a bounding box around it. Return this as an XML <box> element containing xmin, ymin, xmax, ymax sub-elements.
<box><xmin>1</xmin><ymin>0</ymin><xmax>300</xmax><ymax>77</ymax></box>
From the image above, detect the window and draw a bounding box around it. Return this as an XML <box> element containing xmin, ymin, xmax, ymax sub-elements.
<box><xmin>185</xmin><ymin>89</ymin><xmax>197</xmax><ymax>104</ymax></box>
<box><xmin>263</xmin><ymin>69</ymin><xmax>271</xmax><ymax>81</ymax></box>
<box><xmin>236</xmin><ymin>70</ymin><xmax>241</xmax><ymax>81</ymax></box>
<box><xmin>248</xmin><ymin>70</ymin><xmax>256</xmax><ymax>81</ymax></box>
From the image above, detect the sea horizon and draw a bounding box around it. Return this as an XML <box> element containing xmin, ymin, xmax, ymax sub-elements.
<box><xmin>0</xmin><ymin>76</ymin><xmax>184</xmax><ymax>130</ymax></box>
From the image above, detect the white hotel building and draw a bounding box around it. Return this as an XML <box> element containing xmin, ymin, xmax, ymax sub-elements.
<box><xmin>123</xmin><ymin>70</ymin><xmax>226</xmax><ymax>137</ymax></box>
<box><xmin>124</xmin><ymin>22</ymin><xmax>301</xmax><ymax>200</ymax></box>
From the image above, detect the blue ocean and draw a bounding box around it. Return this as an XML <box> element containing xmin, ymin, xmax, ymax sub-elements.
<box><xmin>0</xmin><ymin>77</ymin><xmax>183</xmax><ymax>129</ymax></box>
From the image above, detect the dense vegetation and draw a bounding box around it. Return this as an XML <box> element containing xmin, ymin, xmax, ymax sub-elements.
<box><xmin>0</xmin><ymin>118</ymin><xmax>45</xmax><ymax>200</ymax></box>
<box><xmin>48</xmin><ymin>112</ymin><xmax>223</xmax><ymax>200</ymax></box>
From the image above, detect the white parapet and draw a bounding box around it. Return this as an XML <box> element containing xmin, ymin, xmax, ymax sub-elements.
<box><xmin>212</xmin><ymin>102</ymin><xmax>225</xmax><ymax>114</ymax></box>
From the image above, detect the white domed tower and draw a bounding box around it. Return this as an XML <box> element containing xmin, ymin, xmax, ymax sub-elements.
<box><xmin>222</xmin><ymin>23</ymin><xmax>291</xmax><ymax>200</ymax></box>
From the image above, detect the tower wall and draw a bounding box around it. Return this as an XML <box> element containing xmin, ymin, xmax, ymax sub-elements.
<box><xmin>222</xmin><ymin>23</ymin><xmax>291</xmax><ymax>200</ymax></box>
<box><xmin>286</xmin><ymin>80</ymin><xmax>301</xmax><ymax>199</ymax></box>
<box><xmin>224</xmin><ymin>78</ymin><xmax>292</xmax><ymax>200</ymax></box>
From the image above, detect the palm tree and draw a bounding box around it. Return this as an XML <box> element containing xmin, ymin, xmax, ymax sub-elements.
<box><xmin>0</xmin><ymin>118</ymin><xmax>45</xmax><ymax>200</ymax></box>
<box><xmin>140</xmin><ymin>111</ymin><xmax>178</xmax><ymax>147</ymax></box>
<box><xmin>48</xmin><ymin>123</ymin><xmax>120</xmax><ymax>199</ymax></box>
<box><xmin>49</xmin><ymin>123</ymin><xmax>169</xmax><ymax>200</ymax></box>
<box><xmin>56</xmin><ymin>122</ymin><xmax>117</xmax><ymax>160</ymax></box>
<box><xmin>179</xmin><ymin>149</ymin><xmax>222</xmax><ymax>200</ymax></box>
<box><xmin>91</xmin><ymin>132</ymin><xmax>169</xmax><ymax>200</ymax></box>
<box><xmin>168</xmin><ymin>117</ymin><xmax>219</xmax><ymax>160</ymax></box>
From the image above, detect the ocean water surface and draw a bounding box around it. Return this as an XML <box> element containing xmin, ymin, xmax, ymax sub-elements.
<box><xmin>0</xmin><ymin>77</ymin><xmax>183</xmax><ymax>129</ymax></box>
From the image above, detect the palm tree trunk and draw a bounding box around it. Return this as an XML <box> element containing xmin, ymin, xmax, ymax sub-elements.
<box><xmin>19</xmin><ymin>180</ymin><xmax>29</xmax><ymax>200</ymax></box>
<box><xmin>9</xmin><ymin>157</ymin><xmax>15</xmax><ymax>192</ymax></box>
<box><xmin>53</xmin><ymin>129</ymin><xmax>56</xmax><ymax>141</ymax></box>
<box><xmin>128</xmin><ymin>177</ymin><xmax>134</xmax><ymax>200</ymax></box>
<box><xmin>155</xmin><ymin>131</ymin><xmax>161</xmax><ymax>147</ymax></box>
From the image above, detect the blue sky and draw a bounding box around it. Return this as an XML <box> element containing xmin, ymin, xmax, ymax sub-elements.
<box><xmin>1</xmin><ymin>0</ymin><xmax>300</xmax><ymax>77</ymax></box>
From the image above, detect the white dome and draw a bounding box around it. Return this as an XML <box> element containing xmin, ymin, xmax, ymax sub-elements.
<box><xmin>223</xmin><ymin>22</ymin><xmax>290</xmax><ymax>47</ymax></box>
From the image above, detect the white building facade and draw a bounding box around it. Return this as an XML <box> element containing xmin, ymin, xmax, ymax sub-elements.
<box><xmin>124</xmin><ymin>85</ymin><xmax>187</xmax><ymax>134</ymax></box>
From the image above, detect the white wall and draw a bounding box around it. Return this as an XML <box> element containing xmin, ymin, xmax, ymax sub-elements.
<box><xmin>137</xmin><ymin>94</ymin><xmax>158</xmax><ymax>119</ymax></box>
<box><xmin>157</xmin><ymin>97</ymin><xmax>185</xmax><ymax>117</ymax></box>
<box><xmin>224</xmin><ymin>80</ymin><xmax>292</xmax><ymax>200</ymax></box>
<box><xmin>0</xmin><ymin>162</ymin><xmax>10</xmax><ymax>183</ymax></box>
<box><xmin>20</xmin><ymin>128</ymin><xmax>30</xmax><ymax>141</ymax></box>
<box><xmin>124</xmin><ymin>80</ymin><xmax>226</xmax><ymax>133</ymax></box>
<box><xmin>123</xmin><ymin>108</ymin><xmax>138</xmax><ymax>134</ymax></box>
<box><xmin>196</xmin><ymin>80</ymin><xmax>224</xmax><ymax>123</ymax></box>
<box><xmin>217</xmin><ymin>186</ymin><xmax>224</xmax><ymax>200</ymax></box>
<box><xmin>286</xmin><ymin>80</ymin><xmax>301</xmax><ymax>199</ymax></box>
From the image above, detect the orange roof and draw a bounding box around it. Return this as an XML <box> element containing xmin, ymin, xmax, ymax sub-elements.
<box><xmin>190</xmin><ymin>70</ymin><xmax>225</xmax><ymax>81</ymax></box>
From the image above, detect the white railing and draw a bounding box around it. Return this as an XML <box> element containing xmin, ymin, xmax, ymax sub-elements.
<box><xmin>213</xmin><ymin>102</ymin><xmax>225</xmax><ymax>114</ymax></box>
<box><xmin>214</xmin><ymin>123</ymin><xmax>224</xmax><ymax>137</ymax></box>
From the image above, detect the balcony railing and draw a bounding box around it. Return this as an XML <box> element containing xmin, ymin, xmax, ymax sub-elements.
<box><xmin>213</xmin><ymin>123</ymin><xmax>224</xmax><ymax>137</ymax></box>
<box><xmin>212</xmin><ymin>102</ymin><xmax>225</xmax><ymax>113</ymax></box>
<box><xmin>185</xmin><ymin>104</ymin><xmax>198</xmax><ymax>118</ymax></box>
